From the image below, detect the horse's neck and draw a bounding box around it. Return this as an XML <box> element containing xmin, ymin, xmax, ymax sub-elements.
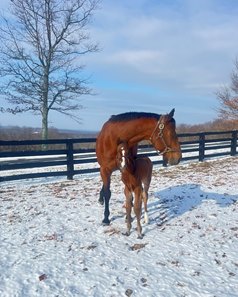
<box><xmin>127</xmin><ymin>119</ymin><xmax>156</xmax><ymax>145</ymax></box>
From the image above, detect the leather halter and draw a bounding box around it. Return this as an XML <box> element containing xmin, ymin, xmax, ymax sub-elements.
<box><xmin>149</xmin><ymin>116</ymin><xmax>174</xmax><ymax>155</ymax></box>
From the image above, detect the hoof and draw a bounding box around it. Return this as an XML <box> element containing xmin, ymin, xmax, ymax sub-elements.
<box><xmin>144</xmin><ymin>212</ymin><xmax>149</xmax><ymax>224</ymax></box>
<box><xmin>125</xmin><ymin>216</ymin><xmax>133</xmax><ymax>223</ymax></box>
<box><xmin>102</xmin><ymin>219</ymin><xmax>110</xmax><ymax>226</ymax></box>
<box><xmin>143</xmin><ymin>218</ymin><xmax>149</xmax><ymax>225</ymax></box>
<box><xmin>122</xmin><ymin>231</ymin><xmax>130</xmax><ymax>236</ymax></box>
<box><xmin>98</xmin><ymin>198</ymin><xmax>104</xmax><ymax>205</ymax></box>
<box><xmin>137</xmin><ymin>234</ymin><xmax>144</xmax><ymax>239</ymax></box>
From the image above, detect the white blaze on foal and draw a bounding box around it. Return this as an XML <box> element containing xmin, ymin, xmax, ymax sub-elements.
<box><xmin>120</xmin><ymin>147</ymin><xmax>126</xmax><ymax>169</ymax></box>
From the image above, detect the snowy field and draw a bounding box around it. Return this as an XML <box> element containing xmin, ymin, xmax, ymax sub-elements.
<box><xmin>0</xmin><ymin>156</ymin><xmax>238</xmax><ymax>297</ymax></box>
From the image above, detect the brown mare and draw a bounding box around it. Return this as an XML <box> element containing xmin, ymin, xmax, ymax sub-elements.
<box><xmin>116</xmin><ymin>141</ymin><xmax>153</xmax><ymax>238</ymax></box>
<box><xmin>96</xmin><ymin>109</ymin><xmax>182</xmax><ymax>225</ymax></box>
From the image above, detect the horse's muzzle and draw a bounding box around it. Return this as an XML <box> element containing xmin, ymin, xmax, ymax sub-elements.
<box><xmin>168</xmin><ymin>157</ymin><xmax>181</xmax><ymax>166</ymax></box>
<box><xmin>164</xmin><ymin>152</ymin><xmax>181</xmax><ymax>166</ymax></box>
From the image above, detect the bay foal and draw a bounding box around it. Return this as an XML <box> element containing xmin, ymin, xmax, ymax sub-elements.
<box><xmin>116</xmin><ymin>142</ymin><xmax>153</xmax><ymax>238</ymax></box>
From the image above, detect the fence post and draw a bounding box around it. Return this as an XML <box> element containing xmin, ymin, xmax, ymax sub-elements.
<box><xmin>198</xmin><ymin>133</ymin><xmax>205</xmax><ymax>162</ymax></box>
<box><xmin>162</xmin><ymin>157</ymin><xmax>167</xmax><ymax>167</ymax></box>
<box><xmin>66</xmin><ymin>140</ymin><xmax>74</xmax><ymax>180</ymax></box>
<box><xmin>231</xmin><ymin>130</ymin><xmax>238</xmax><ymax>156</ymax></box>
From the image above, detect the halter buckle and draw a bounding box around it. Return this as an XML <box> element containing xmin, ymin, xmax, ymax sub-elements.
<box><xmin>158</xmin><ymin>123</ymin><xmax>164</xmax><ymax>130</ymax></box>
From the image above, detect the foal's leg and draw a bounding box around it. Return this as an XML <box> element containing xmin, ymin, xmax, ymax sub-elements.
<box><xmin>134</xmin><ymin>187</ymin><xmax>143</xmax><ymax>239</ymax></box>
<box><xmin>124</xmin><ymin>187</ymin><xmax>133</xmax><ymax>235</ymax></box>
<box><xmin>100</xmin><ymin>167</ymin><xmax>112</xmax><ymax>225</ymax></box>
<box><xmin>142</xmin><ymin>190</ymin><xmax>149</xmax><ymax>224</ymax></box>
<box><xmin>142</xmin><ymin>166</ymin><xmax>152</xmax><ymax>224</ymax></box>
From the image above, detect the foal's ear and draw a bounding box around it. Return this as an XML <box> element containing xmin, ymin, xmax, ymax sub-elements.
<box><xmin>168</xmin><ymin>108</ymin><xmax>175</xmax><ymax>119</ymax></box>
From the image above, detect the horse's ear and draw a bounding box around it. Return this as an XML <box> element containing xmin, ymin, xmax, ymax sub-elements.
<box><xmin>168</xmin><ymin>108</ymin><xmax>175</xmax><ymax>119</ymax></box>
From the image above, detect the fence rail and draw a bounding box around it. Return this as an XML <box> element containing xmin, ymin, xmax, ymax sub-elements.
<box><xmin>0</xmin><ymin>130</ymin><xmax>237</xmax><ymax>182</ymax></box>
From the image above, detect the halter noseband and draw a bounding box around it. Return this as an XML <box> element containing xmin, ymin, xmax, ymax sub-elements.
<box><xmin>149</xmin><ymin>116</ymin><xmax>174</xmax><ymax>155</ymax></box>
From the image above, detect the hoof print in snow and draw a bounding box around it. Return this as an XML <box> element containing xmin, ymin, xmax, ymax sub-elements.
<box><xmin>125</xmin><ymin>288</ymin><xmax>133</xmax><ymax>296</ymax></box>
<box><xmin>130</xmin><ymin>243</ymin><xmax>147</xmax><ymax>251</ymax></box>
<box><xmin>86</xmin><ymin>244</ymin><xmax>97</xmax><ymax>250</ymax></box>
<box><xmin>39</xmin><ymin>274</ymin><xmax>47</xmax><ymax>281</ymax></box>
<box><xmin>141</xmin><ymin>277</ymin><xmax>148</xmax><ymax>286</ymax></box>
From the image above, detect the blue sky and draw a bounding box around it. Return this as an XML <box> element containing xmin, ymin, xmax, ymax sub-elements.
<box><xmin>1</xmin><ymin>0</ymin><xmax>238</xmax><ymax>131</ymax></box>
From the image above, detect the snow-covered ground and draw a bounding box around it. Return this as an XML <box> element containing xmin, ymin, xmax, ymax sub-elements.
<box><xmin>0</xmin><ymin>156</ymin><xmax>238</xmax><ymax>297</ymax></box>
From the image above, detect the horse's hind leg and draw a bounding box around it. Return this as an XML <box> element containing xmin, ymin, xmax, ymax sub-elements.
<box><xmin>103</xmin><ymin>187</ymin><xmax>111</xmax><ymax>225</ymax></box>
<box><xmin>100</xmin><ymin>168</ymin><xmax>112</xmax><ymax>225</ymax></box>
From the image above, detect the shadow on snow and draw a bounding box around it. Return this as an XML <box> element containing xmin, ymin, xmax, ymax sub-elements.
<box><xmin>147</xmin><ymin>183</ymin><xmax>238</xmax><ymax>227</ymax></box>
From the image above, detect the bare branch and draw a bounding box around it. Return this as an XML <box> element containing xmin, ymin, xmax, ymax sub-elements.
<box><xmin>216</xmin><ymin>58</ymin><xmax>238</xmax><ymax>123</ymax></box>
<box><xmin>0</xmin><ymin>0</ymin><xmax>100</xmax><ymax>139</ymax></box>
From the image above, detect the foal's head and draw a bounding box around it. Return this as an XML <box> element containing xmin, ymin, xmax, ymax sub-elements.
<box><xmin>116</xmin><ymin>142</ymin><xmax>135</xmax><ymax>172</ymax></box>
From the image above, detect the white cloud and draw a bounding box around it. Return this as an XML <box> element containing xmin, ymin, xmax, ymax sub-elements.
<box><xmin>107</xmin><ymin>49</ymin><xmax>164</xmax><ymax>73</ymax></box>
<box><xmin>92</xmin><ymin>1</ymin><xmax>238</xmax><ymax>77</ymax></box>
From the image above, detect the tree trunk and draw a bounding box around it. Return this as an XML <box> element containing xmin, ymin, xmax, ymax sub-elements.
<box><xmin>41</xmin><ymin>69</ymin><xmax>49</xmax><ymax>147</ymax></box>
<box><xmin>41</xmin><ymin>105</ymin><xmax>48</xmax><ymax>150</ymax></box>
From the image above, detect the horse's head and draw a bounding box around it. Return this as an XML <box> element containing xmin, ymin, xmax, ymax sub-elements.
<box><xmin>150</xmin><ymin>109</ymin><xmax>182</xmax><ymax>166</ymax></box>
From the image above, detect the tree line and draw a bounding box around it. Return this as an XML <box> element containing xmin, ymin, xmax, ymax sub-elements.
<box><xmin>176</xmin><ymin>118</ymin><xmax>238</xmax><ymax>134</ymax></box>
<box><xmin>0</xmin><ymin>125</ymin><xmax>98</xmax><ymax>151</ymax></box>
<box><xmin>1</xmin><ymin>118</ymin><xmax>237</xmax><ymax>152</ymax></box>
<box><xmin>1</xmin><ymin>117</ymin><xmax>237</xmax><ymax>141</ymax></box>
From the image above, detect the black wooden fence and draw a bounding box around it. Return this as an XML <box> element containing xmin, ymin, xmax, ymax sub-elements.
<box><xmin>0</xmin><ymin>130</ymin><xmax>237</xmax><ymax>182</ymax></box>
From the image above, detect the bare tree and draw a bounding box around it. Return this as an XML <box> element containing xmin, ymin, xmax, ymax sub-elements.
<box><xmin>0</xmin><ymin>0</ymin><xmax>99</xmax><ymax>140</ymax></box>
<box><xmin>216</xmin><ymin>59</ymin><xmax>238</xmax><ymax>123</ymax></box>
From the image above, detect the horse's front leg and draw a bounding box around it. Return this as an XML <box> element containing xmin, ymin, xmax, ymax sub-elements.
<box><xmin>98</xmin><ymin>185</ymin><xmax>104</xmax><ymax>205</ymax></box>
<box><xmin>134</xmin><ymin>187</ymin><xmax>143</xmax><ymax>239</ymax></box>
<box><xmin>100</xmin><ymin>168</ymin><xmax>112</xmax><ymax>225</ymax></box>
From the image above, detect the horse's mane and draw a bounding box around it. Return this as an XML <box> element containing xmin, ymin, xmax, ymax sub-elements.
<box><xmin>109</xmin><ymin>112</ymin><xmax>161</xmax><ymax>122</ymax></box>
